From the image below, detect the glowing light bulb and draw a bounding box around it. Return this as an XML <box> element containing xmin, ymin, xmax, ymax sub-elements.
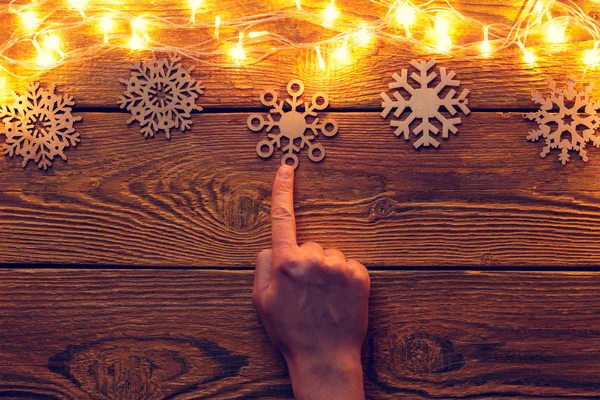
<box><xmin>296</xmin><ymin>0</ymin><xmax>302</xmax><ymax>10</ymax></box>
<box><xmin>395</xmin><ymin>2</ymin><xmax>416</xmax><ymax>37</ymax></box>
<box><xmin>190</xmin><ymin>0</ymin><xmax>202</xmax><ymax>23</ymax></box>
<box><xmin>130</xmin><ymin>17</ymin><xmax>149</xmax><ymax>50</ymax></box>
<box><xmin>100</xmin><ymin>16</ymin><xmax>114</xmax><ymax>44</ymax></box>
<box><xmin>20</xmin><ymin>11</ymin><xmax>40</xmax><ymax>31</ymax></box>
<box><xmin>354</xmin><ymin>24</ymin><xmax>373</xmax><ymax>46</ymax></box>
<box><xmin>584</xmin><ymin>42</ymin><xmax>600</xmax><ymax>66</ymax></box>
<box><xmin>44</xmin><ymin>34</ymin><xmax>64</xmax><ymax>58</ymax></box>
<box><xmin>517</xmin><ymin>41</ymin><xmax>535</xmax><ymax>64</ymax></box>
<box><xmin>249</xmin><ymin>31</ymin><xmax>269</xmax><ymax>39</ymax></box>
<box><xmin>230</xmin><ymin>32</ymin><xmax>246</xmax><ymax>63</ymax></box>
<box><xmin>323</xmin><ymin>0</ymin><xmax>338</xmax><ymax>27</ymax></box>
<box><xmin>215</xmin><ymin>16</ymin><xmax>221</xmax><ymax>40</ymax></box>
<box><xmin>68</xmin><ymin>0</ymin><xmax>87</xmax><ymax>19</ymax></box>
<box><xmin>434</xmin><ymin>14</ymin><xmax>452</xmax><ymax>53</ymax></box>
<box><xmin>334</xmin><ymin>40</ymin><xmax>349</xmax><ymax>64</ymax></box>
<box><xmin>546</xmin><ymin>20</ymin><xmax>565</xmax><ymax>43</ymax></box>
<box><xmin>315</xmin><ymin>45</ymin><xmax>326</xmax><ymax>70</ymax></box>
<box><xmin>480</xmin><ymin>26</ymin><xmax>491</xmax><ymax>56</ymax></box>
<box><xmin>36</xmin><ymin>51</ymin><xmax>54</xmax><ymax>68</ymax></box>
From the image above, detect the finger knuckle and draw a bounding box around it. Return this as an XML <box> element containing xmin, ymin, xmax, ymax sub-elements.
<box><xmin>271</xmin><ymin>206</ymin><xmax>295</xmax><ymax>222</ymax></box>
<box><xmin>305</xmin><ymin>254</ymin><xmax>325</xmax><ymax>268</ymax></box>
<box><xmin>278</xmin><ymin>253</ymin><xmax>301</xmax><ymax>270</ymax></box>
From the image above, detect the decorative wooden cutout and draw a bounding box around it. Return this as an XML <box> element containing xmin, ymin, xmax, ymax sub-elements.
<box><xmin>247</xmin><ymin>79</ymin><xmax>339</xmax><ymax>169</ymax></box>
<box><xmin>0</xmin><ymin>82</ymin><xmax>82</xmax><ymax>170</ymax></box>
<box><xmin>380</xmin><ymin>59</ymin><xmax>470</xmax><ymax>149</ymax></box>
<box><xmin>118</xmin><ymin>53</ymin><xmax>204</xmax><ymax>139</ymax></box>
<box><xmin>524</xmin><ymin>77</ymin><xmax>600</xmax><ymax>165</ymax></box>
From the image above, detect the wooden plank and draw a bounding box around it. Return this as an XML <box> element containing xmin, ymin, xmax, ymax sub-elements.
<box><xmin>3</xmin><ymin>111</ymin><xmax>600</xmax><ymax>267</ymax></box>
<box><xmin>1</xmin><ymin>0</ymin><xmax>599</xmax><ymax>109</ymax></box>
<box><xmin>0</xmin><ymin>269</ymin><xmax>599</xmax><ymax>399</ymax></box>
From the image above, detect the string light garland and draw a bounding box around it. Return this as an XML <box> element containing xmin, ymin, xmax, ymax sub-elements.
<box><xmin>0</xmin><ymin>0</ymin><xmax>600</xmax><ymax>81</ymax></box>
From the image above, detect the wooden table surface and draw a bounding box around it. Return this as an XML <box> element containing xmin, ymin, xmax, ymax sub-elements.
<box><xmin>2</xmin><ymin>0</ymin><xmax>600</xmax><ymax>398</ymax></box>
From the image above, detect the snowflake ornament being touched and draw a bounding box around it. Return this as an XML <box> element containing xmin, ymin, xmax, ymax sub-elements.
<box><xmin>247</xmin><ymin>79</ymin><xmax>338</xmax><ymax>169</ymax></box>
<box><xmin>380</xmin><ymin>59</ymin><xmax>470</xmax><ymax>149</ymax></box>
<box><xmin>0</xmin><ymin>82</ymin><xmax>82</xmax><ymax>170</ymax></box>
<box><xmin>118</xmin><ymin>54</ymin><xmax>204</xmax><ymax>139</ymax></box>
<box><xmin>524</xmin><ymin>77</ymin><xmax>600</xmax><ymax>165</ymax></box>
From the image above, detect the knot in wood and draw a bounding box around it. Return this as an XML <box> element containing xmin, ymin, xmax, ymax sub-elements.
<box><xmin>397</xmin><ymin>332</ymin><xmax>465</xmax><ymax>374</ymax></box>
<box><xmin>223</xmin><ymin>189</ymin><xmax>263</xmax><ymax>232</ymax></box>
<box><xmin>372</xmin><ymin>198</ymin><xmax>392</xmax><ymax>218</ymax></box>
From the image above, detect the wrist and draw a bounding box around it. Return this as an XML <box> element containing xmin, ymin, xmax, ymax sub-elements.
<box><xmin>285</xmin><ymin>351</ymin><xmax>365</xmax><ymax>400</ymax></box>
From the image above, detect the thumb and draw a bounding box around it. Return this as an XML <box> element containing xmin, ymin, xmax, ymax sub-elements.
<box><xmin>253</xmin><ymin>249</ymin><xmax>273</xmax><ymax>306</ymax></box>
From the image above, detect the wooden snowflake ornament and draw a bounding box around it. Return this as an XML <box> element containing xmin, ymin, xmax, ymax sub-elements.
<box><xmin>0</xmin><ymin>83</ymin><xmax>82</xmax><ymax>170</ymax></box>
<box><xmin>524</xmin><ymin>77</ymin><xmax>600</xmax><ymax>165</ymax></box>
<box><xmin>118</xmin><ymin>54</ymin><xmax>204</xmax><ymax>139</ymax></box>
<box><xmin>247</xmin><ymin>79</ymin><xmax>338</xmax><ymax>169</ymax></box>
<box><xmin>380</xmin><ymin>59</ymin><xmax>470</xmax><ymax>149</ymax></box>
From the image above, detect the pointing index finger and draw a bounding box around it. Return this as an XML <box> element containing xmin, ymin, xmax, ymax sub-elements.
<box><xmin>271</xmin><ymin>165</ymin><xmax>297</xmax><ymax>252</ymax></box>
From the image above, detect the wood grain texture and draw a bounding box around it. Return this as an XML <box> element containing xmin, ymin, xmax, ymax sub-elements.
<box><xmin>0</xmin><ymin>269</ymin><xmax>599</xmax><ymax>399</ymax></box>
<box><xmin>3</xmin><ymin>111</ymin><xmax>600</xmax><ymax>267</ymax></box>
<box><xmin>1</xmin><ymin>0</ymin><xmax>600</xmax><ymax>109</ymax></box>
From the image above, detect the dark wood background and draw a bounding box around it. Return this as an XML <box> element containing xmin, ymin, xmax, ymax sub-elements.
<box><xmin>2</xmin><ymin>0</ymin><xmax>600</xmax><ymax>398</ymax></box>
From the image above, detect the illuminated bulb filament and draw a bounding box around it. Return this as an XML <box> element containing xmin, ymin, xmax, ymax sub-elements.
<box><xmin>354</xmin><ymin>24</ymin><xmax>373</xmax><ymax>46</ymax></box>
<box><xmin>130</xmin><ymin>18</ymin><xmax>149</xmax><ymax>50</ymax></box>
<box><xmin>296</xmin><ymin>0</ymin><xmax>302</xmax><ymax>11</ymax></box>
<box><xmin>434</xmin><ymin>15</ymin><xmax>452</xmax><ymax>53</ymax></box>
<box><xmin>396</xmin><ymin>2</ymin><xmax>416</xmax><ymax>38</ymax></box>
<box><xmin>215</xmin><ymin>16</ymin><xmax>221</xmax><ymax>40</ymax></box>
<box><xmin>190</xmin><ymin>0</ymin><xmax>202</xmax><ymax>23</ymax></box>
<box><xmin>546</xmin><ymin>20</ymin><xmax>565</xmax><ymax>43</ymax></box>
<box><xmin>323</xmin><ymin>0</ymin><xmax>338</xmax><ymax>27</ymax></box>
<box><xmin>518</xmin><ymin>41</ymin><xmax>535</xmax><ymax>64</ymax></box>
<box><xmin>230</xmin><ymin>32</ymin><xmax>246</xmax><ymax>63</ymax></box>
<box><xmin>249</xmin><ymin>31</ymin><xmax>269</xmax><ymax>39</ymax></box>
<box><xmin>44</xmin><ymin>34</ymin><xmax>65</xmax><ymax>58</ymax></box>
<box><xmin>481</xmin><ymin>26</ymin><xmax>491</xmax><ymax>56</ymax></box>
<box><xmin>334</xmin><ymin>40</ymin><xmax>349</xmax><ymax>64</ymax></box>
<box><xmin>20</xmin><ymin>11</ymin><xmax>40</xmax><ymax>31</ymax></box>
<box><xmin>584</xmin><ymin>41</ymin><xmax>600</xmax><ymax>66</ymax></box>
<box><xmin>100</xmin><ymin>16</ymin><xmax>114</xmax><ymax>44</ymax></box>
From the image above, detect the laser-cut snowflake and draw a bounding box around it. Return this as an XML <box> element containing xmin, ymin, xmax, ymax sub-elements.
<box><xmin>0</xmin><ymin>82</ymin><xmax>82</xmax><ymax>170</ymax></box>
<box><xmin>118</xmin><ymin>54</ymin><xmax>204</xmax><ymax>139</ymax></box>
<box><xmin>524</xmin><ymin>77</ymin><xmax>600</xmax><ymax>165</ymax></box>
<box><xmin>380</xmin><ymin>59</ymin><xmax>470</xmax><ymax>149</ymax></box>
<box><xmin>247</xmin><ymin>79</ymin><xmax>338</xmax><ymax>169</ymax></box>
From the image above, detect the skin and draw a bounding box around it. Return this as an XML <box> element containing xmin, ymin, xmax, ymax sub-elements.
<box><xmin>253</xmin><ymin>165</ymin><xmax>371</xmax><ymax>400</ymax></box>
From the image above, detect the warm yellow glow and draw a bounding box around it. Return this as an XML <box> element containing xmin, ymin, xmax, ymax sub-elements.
<box><xmin>190</xmin><ymin>0</ymin><xmax>202</xmax><ymax>23</ymax></box>
<box><xmin>523</xmin><ymin>48</ymin><xmax>536</xmax><ymax>64</ymax></box>
<box><xmin>354</xmin><ymin>24</ymin><xmax>373</xmax><ymax>46</ymax></box>
<box><xmin>315</xmin><ymin>45</ymin><xmax>326</xmax><ymax>70</ymax></box>
<box><xmin>296</xmin><ymin>0</ymin><xmax>302</xmax><ymax>11</ymax></box>
<box><xmin>481</xmin><ymin>26</ymin><xmax>491</xmax><ymax>56</ymax></box>
<box><xmin>396</xmin><ymin>2</ymin><xmax>416</xmax><ymax>37</ymax></box>
<box><xmin>434</xmin><ymin>14</ymin><xmax>452</xmax><ymax>53</ymax></box>
<box><xmin>323</xmin><ymin>0</ymin><xmax>338</xmax><ymax>27</ymax></box>
<box><xmin>584</xmin><ymin>42</ymin><xmax>600</xmax><ymax>66</ymax></box>
<box><xmin>215</xmin><ymin>16</ymin><xmax>221</xmax><ymax>40</ymax></box>
<box><xmin>546</xmin><ymin>21</ymin><xmax>565</xmax><ymax>43</ymax></box>
<box><xmin>20</xmin><ymin>11</ymin><xmax>40</xmax><ymax>31</ymax></box>
<box><xmin>249</xmin><ymin>31</ymin><xmax>269</xmax><ymax>39</ymax></box>
<box><xmin>0</xmin><ymin>74</ymin><xmax>7</xmax><ymax>98</ymax></box>
<box><xmin>36</xmin><ymin>51</ymin><xmax>55</xmax><ymax>67</ymax></box>
<box><xmin>44</xmin><ymin>34</ymin><xmax>64</xmax><ymax>58</ymax></box>
<box><xmin>68</xmin><ymin>0</ymin><xmax>87</xmax><ymax>18</ymax></box>
<box><xmin>230</xmin><ymin>33</ymin><xmax>246</xmax><ymax>63</ymax></box>
<box><xmin>130</xmin><ymin>17</ymin><xmax>149</xmax><ymax>49</ymax></box>
<box><xmin>100</xmin><ymin>16</ymin><xmax>114</xmax><ymax>44</ymax></box>
<box><xmin>334</xmin><ymin>40</ymin><xmax>349</xmax><ymax>64</ymax></box>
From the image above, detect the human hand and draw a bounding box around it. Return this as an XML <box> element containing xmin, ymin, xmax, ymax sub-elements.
<box><xmin>253</xmin><ymin>165</ymin><xmax>371</xmax><ymax>400</ymax></box>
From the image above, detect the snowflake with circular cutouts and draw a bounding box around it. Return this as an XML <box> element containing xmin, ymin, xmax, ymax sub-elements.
<box><xmin>0</xmin><ymin>82</ymin><xmax>82</xmax><ymax>170</ymax></box>
<box><xmin>118</xmin><ymin>54</ymin><xmax>204</xmax><ymax>139</ymax></box>
<box><xmin>380</xmin><ymin>59</ymin><xmax>470</xmax><ymax>149</ymax></box>
<box><xmin>247</xmin><ymin>79</ymin><xmax>339</xmax><ymax>169</ymax></box>
<box><xmin>524</xmin><ymin>77</ymin><xmax>600</xmax><ymax>165</ymax></box>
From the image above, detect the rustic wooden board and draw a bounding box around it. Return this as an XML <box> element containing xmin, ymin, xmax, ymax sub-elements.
<box><xmin>1</xmin><ymin>0</ymin><xmax>600</xmax><ymax>108</ymax></box>
<box><xmin>2</xmin><ymin>111</ymin><xmax>600</xmax><ymax>267</ymax></box>
<box><xmin>0</xmin><ymin>269</ymin><xmax>599</xmax><ymax>399</ymax></box>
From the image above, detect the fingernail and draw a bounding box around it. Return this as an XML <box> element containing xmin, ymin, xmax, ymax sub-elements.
<box><xmin>278</xmin><ymin>165</ymin><xmax>293</xmax><ymax>179</ymax></box>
